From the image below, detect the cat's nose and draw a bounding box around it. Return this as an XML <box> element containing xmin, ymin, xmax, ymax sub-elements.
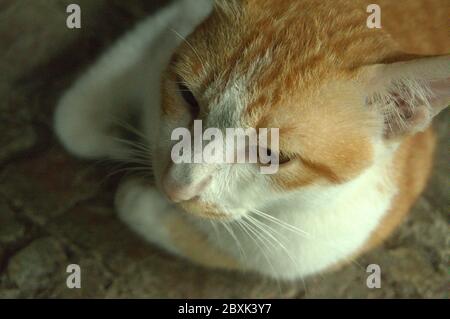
<box><xmin>162</xmin><ymin>174</ymin><xmax>212</xmax><ymax>203</ymax></box>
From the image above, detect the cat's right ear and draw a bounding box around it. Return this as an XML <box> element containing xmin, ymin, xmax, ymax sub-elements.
<box><xmin>358</xmin><ymin>55</ymin><xmax>450</xmax><ymax>138</ymax></box>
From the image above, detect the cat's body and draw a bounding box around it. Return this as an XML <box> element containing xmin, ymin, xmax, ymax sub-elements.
<box><xmin>54</xmin><ymin>0</ymin><xmax>449</xmax><ymax>280</ymax></box>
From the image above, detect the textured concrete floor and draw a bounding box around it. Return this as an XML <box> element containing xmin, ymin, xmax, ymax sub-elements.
<box><xmin>0</xmin><ymin>0</ymin><xmax>448</xmax><ymax>298</ymax></box>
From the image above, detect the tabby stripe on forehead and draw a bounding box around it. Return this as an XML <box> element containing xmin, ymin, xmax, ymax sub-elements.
<box><xmin>198</xmin><ymin>28</ymin><xmax>277</xmax><ymax>92</ymax></box>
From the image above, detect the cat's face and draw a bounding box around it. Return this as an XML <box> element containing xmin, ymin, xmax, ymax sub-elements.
<box><xmin>152</xmin><ymin>1</ymin><xmax>448</xmax><ymax>220</ymax></box>
<box><xmin>151</xmin><ymin>2</ymin><xmax>378</xmax><ymax>220</ymax></box>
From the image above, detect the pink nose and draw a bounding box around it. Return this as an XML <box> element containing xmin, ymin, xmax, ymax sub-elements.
<box><xmin>162</xmin><ymin>175</ymin><xmax>212</xmax><ymax>203</ymax></box>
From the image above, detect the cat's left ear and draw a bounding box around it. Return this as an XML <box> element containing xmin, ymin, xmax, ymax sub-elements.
<box><xmin>359</xmin><ymin>55</ymin><xmax>449</xmax><ymax>138</ymax></box>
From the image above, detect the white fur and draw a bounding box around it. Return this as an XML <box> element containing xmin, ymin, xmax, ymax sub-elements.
<box><xmin>115</xmin><ymin>178</ymin><xmax>182</xmax><ymax>256</ymax></box>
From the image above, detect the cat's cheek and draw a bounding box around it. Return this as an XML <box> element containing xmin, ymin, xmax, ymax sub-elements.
<box><xmin>268</xmin><ymin>161</ymin><xmax>318</xmax><ymax>191</ymax></box>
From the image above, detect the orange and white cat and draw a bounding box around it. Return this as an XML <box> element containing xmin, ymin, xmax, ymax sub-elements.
<box><xmin>54</xmin><ymin>0</ymin><xmax>449</xmax><ymax>280</ymax></box>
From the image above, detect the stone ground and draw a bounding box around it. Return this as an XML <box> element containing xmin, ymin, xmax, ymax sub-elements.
<box><xmin>0</xmin><ymin>0</ymin><xmax>448</xmax><ymax>298</ymax></box>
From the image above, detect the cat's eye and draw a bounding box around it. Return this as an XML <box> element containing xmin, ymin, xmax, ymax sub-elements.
<box><xmin>278</xmin><ymin>151</ymin><xmax>291</xmax><ymax>165</ymax></box>
<box><xmin>258</xmin><ymin>148</ymin><xmax>291</xmax><ymax>166</ymax></box>
<box><xmin>178</xmin><ymin>82</ymin><xmax>200</xmax><ymax>118</ymax></box>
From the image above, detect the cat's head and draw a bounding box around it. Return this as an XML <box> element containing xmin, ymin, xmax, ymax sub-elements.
<box><xmin>153</xmin><ymin>0</ymin><xmax>449</xmax><ymax>220</ymax></box>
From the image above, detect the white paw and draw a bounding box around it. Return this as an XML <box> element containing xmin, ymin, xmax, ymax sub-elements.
<box><xmin>115</xmin><ymin>178</ymin><xmax>177</xmax><ymax>252</ymax></box>
<box><xmin>115</xmin><ymin>178</ymin><xmax>153</xmax><ymax>219</ymax></box>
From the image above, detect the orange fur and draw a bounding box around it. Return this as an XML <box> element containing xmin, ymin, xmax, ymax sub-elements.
<box><xmin>363</xmin><ymin>128</ymin><xmax>437</xmax><ymax>251</ymax></box>
<box><xmin>166</xmin><ymin>214</ymin><xmax>239</xmax><ymax>269</ymax></box>
<box><xmin>326</xmin><ymin>127</ymin><xmax>437</xmax><ymax>272</ymax></box>
<box><xmin>179</xmin><ymin>199</ymin><xmax>230</xmax><ymax>220</ymax></box>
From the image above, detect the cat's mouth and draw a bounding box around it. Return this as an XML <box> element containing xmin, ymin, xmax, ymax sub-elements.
<box><xmin>177</xmin><ymin>199</ymin><xmax>235</xmax><ymax>221</ymax></box>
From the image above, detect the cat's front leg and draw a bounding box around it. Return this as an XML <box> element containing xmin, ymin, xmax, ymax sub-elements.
<box><xmin>115</xmin><ymin>178</ymin><xmax>240</xmax><ymax>270</ymax></box>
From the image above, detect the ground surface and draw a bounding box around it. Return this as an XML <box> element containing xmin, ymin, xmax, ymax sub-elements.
<box><xmin>0</xmin><ymin>0</ymin><xmax>448</xmax><ymax>298</ymax></box>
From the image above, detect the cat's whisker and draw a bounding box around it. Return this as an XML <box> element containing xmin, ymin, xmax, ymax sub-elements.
<box><xmin>239</xmin><ymin>219</ymin><xmax>283</xmax><ymax>294</ymax></box>
<box><xmin>246</xmin><ymin>215</ymin><xmax>289</xmax><ymax>251</ymax></box>
<box><xmin>111</xmin><ymin>147</ymin><xmax>152</xmax><ymax>164</ymax></box>
<box><xmin>113</xmin><ymin>137</ymin><xmax>153</xmax><ymax>154</ymax></box>
<box><xmin>250</xmin><ymin>209</ymin><xmax>365</xmax><ymax>271</ymax></box>
<box><xmin>250</xmin><ymin>208</ymin><xmax>310</xmax><ymax>238</ymax></box>
<box><xmin>119</xmin><ymin>145</ymin><xmax>152</xmax><ymax>158</ymax></box>
<box><xmin>104</xmin><ymin>131</ymin><xmax>155</xmax><ymax>177</ymax></box>
<box><xmin>107</xmin><ymin>116</ymin><xmax>155</xmax><ymax>171</ymax></box>
<box><xmin>115</xmin><ymin>153</ymin><xmax>152</xmax><ymax>163</ymax></box>
<box><xmin>105</xmin><ymin>166</ymin><xmax>153</xmax><ymax>179</ymax></box>
<box><xmin>75</xmin><ymin>159</ymin><xmax>128</xmax><ymax>189</ymax></box>
<box><xmin>243</xmin><ymin>217</ymin><xmax>278</xmax><ymax>253</ymax></box>
<box><xmin>94</xmin><ymin>157</ymin><xmax>136</xmax><ymax>174</ymax></box>
<box><xmin>221</xmin><ymin>220</ymin><xmax>247</xmax><ymax>263</ymax></box>
<box><xmin>109</xmin><ymin>116</ymin><xmax>150</xmax><ymax>143</ymax></box>
<box><xmin>170</xmin><ymin>28</ymin><xmax>207</xmax><ymax>73</ymax></box>
<box><xmin>107</xmin><ymin>155</ymin><xmax>153</xmax><ymax>167</ymax></box>
<box><xmin>246</xmin><ymin>216</ymin><xmax>301</xmax><ymax>272</ymax></box>
<box><xmin>121</xmin><ymin>160</ymin><xmax>152</xmax><ymax>167</ymax></box>
<box><xmin>245</xmin><ymin>215</ymin><xmax>307</xmax><ymax>296</ymax></box>
<box><xmin>235</xmin><ymin>219</ymin><xmax>279</xmax><ymax>292</ymax></box>
<box><xmin>240</xmin><ymin>219</ymin><xmax>279</xmax><ymax>273</ymax></box>
<box><xmin>107</xmin><ymin>166</ymin><xmax>152</xmax><ymax>174</ymax></box>
<box><xmin>209</xmin><ymin>220</ymin><xmax>221</xmax><ymax>241</ymax></box>
<box><xmin>111</xmin><ymin>150</ymin><xmax>152</xmax><ymax>161</ymax></box>
<box><xmin>246</xmin><ymin>214</ymin><xmax>289</xmax><ymax>242</ymax></box>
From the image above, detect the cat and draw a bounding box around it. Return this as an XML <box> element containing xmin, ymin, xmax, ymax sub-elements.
<box><xmin>54</xmin><ymin>0</ymin><xmax>449</xmax><ymax>280</ymax></box>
